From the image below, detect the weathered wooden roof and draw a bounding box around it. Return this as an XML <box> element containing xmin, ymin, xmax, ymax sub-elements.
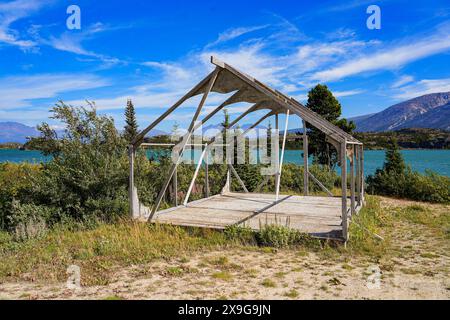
<box><xmin>194</xmin><ymin>57</ymin><xmax>361</xmax><ymax>144</ymax></box>
<box><xmin>133</xmin><ymin>56</ymin><xmax>362</xmax><ymax>146</ymax></box>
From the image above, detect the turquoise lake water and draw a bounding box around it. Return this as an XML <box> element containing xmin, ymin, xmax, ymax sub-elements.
<box><xmin>1</xmin><ymin>149</ymin><xmax>449</xmax><ymax>177</ymax></box>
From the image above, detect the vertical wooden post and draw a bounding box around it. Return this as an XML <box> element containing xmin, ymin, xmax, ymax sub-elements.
<box><xmin>302</xmin><ymin>119</ymin><xmax>309</xmax><ymax>196</ymax></box>
<box><xmin>173</xmin><ymin>167</ymin><xmax>178</xmax><ymax>206</ymax></box>
<box><xmin>276</xmin><ymin>110</ymin><xmax>289</xmax><ymax>200</ymax></box>
<box><xmin>274</xmin><ymin>113</ymin><xmax>279</xmax><ymax>195</ymax></box>
<box><xmin>341</xmin><ymin>142</ymin><xmax>348</xmax><ymax>241</ymax></box>
<box><xmin>129</xmin><ymin>145</ymin><xmax>136</xmax><ymax>218</ymax></box>
<box><xmin>360</xmin><ymin>145</ymin><xmax>365</xmax><ymax>203</ymax></box>
<box><xmin>355</xmin><ymin>145</ymin><xmax>361</xmax><ymax>206</ymax></box>
<box><xmin>350</xmin><ymin>145</ymin><xmax>356</xmax><ymax>217</ymax></box>
<box><xmin>205</xmin><ymin>150</ymin><xmax>209</xmax><ymax>198</ymax></box>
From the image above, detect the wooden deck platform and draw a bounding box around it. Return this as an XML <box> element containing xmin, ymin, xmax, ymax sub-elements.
<box><xmin>151</xmin><ymin>192</ymin><xmax>348</xmax><ymax>239</ymax></box>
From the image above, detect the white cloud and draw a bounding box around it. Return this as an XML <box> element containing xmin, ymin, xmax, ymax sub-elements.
<box><xmin>206</xmin><ymin>25</ymin><xmax>268</xmax><ymax>48</ymax></box>
<box><xmin>41</xmin><ymin>23</ymin><xmax>124</xmax><ymax>67</ymax></box>
<box><xmin>393</xmin><ymin>78</ymin><xmax>450</xmax><ymax>100</ymax></box>
<box><xmin>391</xmin><ymin>75</ymin><xmax>414</xmax><ymax>88</ymax></box>
<box><xmin>312</xmin><ymin>25</ymin><xmax>450</xmax><ymax>81</ymax></box>
<box><xmin>334</xmin><ymin>90</ymin><xmax>365</xmax><ymax>97</ymax></box>
<box><xmin>0</xmin><ymin>0</ymin><xmax>48</xmax><ymax>49</ymax></box>
<box><xmin>0</xmin><ymin>74</ymin><xmax>109</xmax><ymax>109</ymax></box>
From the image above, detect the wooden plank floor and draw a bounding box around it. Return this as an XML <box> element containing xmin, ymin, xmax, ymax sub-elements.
<box><xmin>151</xmin><ymin>192</ymin><xmax>347</xmax><ymax>239</ymax></box>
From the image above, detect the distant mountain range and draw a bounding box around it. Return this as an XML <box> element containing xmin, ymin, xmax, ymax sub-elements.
<box><xmin>0</xmin><ymin>122</ymin><xmax>39</xmax><ymax>143</ymax></box>
<box><xmin>2</xmin><ymin>92</ymin><xmax>449</xmax><ymax>143</ymax></box>
<box><xmin>0</xmin><ymin>122</ymin><xmax>167</xmax><ymax>144</ymax></box>
<box><xmin>351</xmin><ymin>92</ymin><xmax>450</xmax><ymax>132</ymax></box>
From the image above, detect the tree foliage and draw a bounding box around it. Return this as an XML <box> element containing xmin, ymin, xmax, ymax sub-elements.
<box><xmin>305</xmin><ymin>84</ymin><xmax>355</xmax><ymax>168</ymax></box>
<box><xmin>366</xmin><ymin>138</ymin><xmax>449</xmax><ymax>203</ymax></box>
<box><xmin>123</xmin><ymin>99</ymin><xmax>139</xmax><ymax>143</ymax></box>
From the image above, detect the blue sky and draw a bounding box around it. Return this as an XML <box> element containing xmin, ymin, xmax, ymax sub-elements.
<box><xmin>0</xmin><ymin>0</ymin><xmax>449</xmax><ymax>133</ymax></box>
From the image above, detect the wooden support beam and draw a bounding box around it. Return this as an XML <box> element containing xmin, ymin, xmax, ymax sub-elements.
<box><xmin>243</xmin><ymin>112</ymin><xmax>274</xmax><ymax>136</ymax></box>
<box><xmin>210</xmin><ymin>57</ymin><xmax>361</xmax><ymax>145</ymax></box>
<box><xmin>302</xmin><ymin>120</ymin><xmax>309</xmax><ymax>196</ymax></box>
<box><xmin>184</xmin><ymin>144</ymin><xmax>208</xmax><ymax>205</ymax></box>
<box><xmin>205</xmin><ymin>152</ymin><xmax>209</xmax><ymax>198</ymax></box>
<box><xmin>341</xmin><ymin>142</ymin><xmax>348</xmax><ymax>241</ymax></box>
<box><xmin>276</xmin><ymin>110</ymin><xmax>289</xmax><ymax>200</ymax></box>
<box><xmin>229</xmin><ymin>164</ymin><xmax>249</xmax><ymax>193</ymax></box>
<box><xmin>228</xmin><ymin>105</ymin><xmax>258</xmax><ymax>129</ymax></box>
<box><xmin>355</xmin><ymin>145</ymin><xmax>361</xmax><ymax>206</ymax></box>
<box><xmin>132</xmin><ymin>71</ymin><xmax>216</xmax><ymax>147</ymax></box>
<box><xmin>222</xmin><ymin>168</ymin><xmax>231</xmax><ymax>194</ymax></box>
<box><xmin>173</xmin><ymin>167</ymin><xmax>178</xmax><ymax>206</ymax></box>
<box><xmin>253</xmin><ymin>195</ymin><xmax>292</xmax><ymax>214</ymax></box>
<box><xmin>128</xmin><ymin>145</ymin><xmax>136</xmax><ymax>218</ymax></box>
<box><xmin>274</xmin><ymin>113</ymin><xmax>280</xmax><ymax>198</ymax></box>
<box><xmin>148</xmin><ymin>69</ymin><xmax>219</xmax><ymax>221</ymax></box>
<box><xmin>360</xmin><ymin>145</ymin><xmax>365</xmax><ymax>203</ymax></box>
<box><xmin>308</xmin><ymin>171</ymin><xmax>333</xmax><ymax>197</ymax></box>
<box><xmin>350</xmin><ymin>145</ymin><xmax>356</xmax><ymax>217</ymax></box>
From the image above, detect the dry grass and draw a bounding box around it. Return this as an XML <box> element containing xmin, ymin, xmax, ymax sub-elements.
<box><xmin>0</xmin><ymin>223</ymin><xmax>229</xmax><ymax>285</ymax></box>
<box><xmin>0</xmin><ymin>195</ymin><xmax>449</xmax><ymax>300</ymax></box>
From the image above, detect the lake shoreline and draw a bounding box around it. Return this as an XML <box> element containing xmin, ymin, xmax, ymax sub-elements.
<box><xmin>1</xmin><ymin>148</ymin><xmax>449</xmax><ymax>177</ymax></box>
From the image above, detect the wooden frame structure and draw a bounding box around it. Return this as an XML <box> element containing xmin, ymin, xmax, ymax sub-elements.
<box><xmin>129</xmin><ymin>57</ymin><xmax>364</xmax><ymax>241</ymax></box>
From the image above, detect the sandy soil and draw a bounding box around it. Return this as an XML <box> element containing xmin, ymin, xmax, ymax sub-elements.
<box><xmin>0</xmin><ymin>198</ymin><xmax>449</xmax><ymax>300</ymax></box>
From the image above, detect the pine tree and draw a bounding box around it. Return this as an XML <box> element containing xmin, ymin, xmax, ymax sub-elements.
<box><xmin>305</xmin><ymin>84</ymin><xmax>355</xmax><ymax>168</ymax></box>
<box><xmin>124</xmin><ymin>99</ymin><xmax>138</xmax><ymax>143</ymax></box>
<box><xmin>221</xmin><ymin>109</ymin><xmax>230</xmax><ymax>163</ymax></box>
<box><xmin>266</xmin><ymin>120</ymin><xmax>272</xmax><ymax>157</ymax></box>
<box><xmin>383</xmin><ymin>137</ymin><xmax>405</xmax><ymax>174</ymax></box>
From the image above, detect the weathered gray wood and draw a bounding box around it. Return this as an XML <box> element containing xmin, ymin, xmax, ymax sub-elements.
<box><xmin>254</xmin><ymin>195</ymin><xmax>292</xmax><ymax>214</ymax></box>
<box><xmin>132</xmin><ymin>71</ymin><xmax>216</xmax><ymax>147</ymax></box>
<box><xmin>276</xmin><ymin>110</ymin><xmax>290</xmax><ymax>200</ymax></box>
<box><xmin>302</xmin><ymin>120</ymin><xmax>309</xmax><ymax>196</ymax></box>
<box><xmin>341</xmin><ymin>142</ymin><xmax>348</xmax><ymax>241</ymax></box>
<box><xmin>152</xmin><ymin>192</ymin><xmax>345</xmax><ymax>240</ymax></box>
<box><xmin>205</xmin><ymin>152</ymin><xmax>209</xmax><ymax>198</ymax></box>
<box><xmin>222</xmin><ymin>168</ymin><xmax>231</xmax><ymax>194</ymax></box>
<box><xmin>210</xmin><ymin>57</ymin><xmax>361</xmax><ymax>145</ymax></box>
<box><xmin>350</xmin><ymin>145</ymin><xmax>356</xmax><ymax>217</ymax></box>
<box><xmin>174</xmin><ymin>167</ymin><xmax>178</xmax><ymax>206</ymax></box>
<box><xmin>355</xmin><ymin>145</ymin><xmax>361</xmax><ymax>206</ymax></box>
<box><xmin>274</xmin><ymin>113</ymin><xmax>280</xmax><ymax>198</ymax></box>
<box><xmin>240</xmin><ymin>111</ymin><xmax>274</xmax><ymax>136</ymax></box>
<box><xmin>129</xmin><ymin>144</ymin><xmax>136</xmax><ymax>218</ymax></box>
<box><xmin>360</xmin><ymin>145</ymin><xmax>365</xmax><ymax>203</ymax></box>
<box><xmin>308</xmin><ymin>171</ymin><xmax>333</xmax><ymax>197</ymax></box>
<box><xmin>149</xmin><ymin>69</ymin><xmax>219</xmax><ymax>221</ymax></box>
<box><xmin>184</xmin><ymin>144</ymin><xmax>208</xmax><ymax>205</ymax></box>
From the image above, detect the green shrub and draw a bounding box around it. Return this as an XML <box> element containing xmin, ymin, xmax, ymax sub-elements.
<box><xmin>366</xmin><ymin>139</ymin><xmax>450</xmax><ymax>204</ymax></box>
<box><xmin>0</xmin><ymin>163</ymin><xmax>42</xmax><ymax>230</ymax></box>
<box><xmin>224</xmin><ymin>225</ymin><xmax>256</xmax><ymax>244</ymax></box>
<box><xmin>256</xmin><ymin>224</ymin><xmax>317</xmax><ymax>248</ymax></box>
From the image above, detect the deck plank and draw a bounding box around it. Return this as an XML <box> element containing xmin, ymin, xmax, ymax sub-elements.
<box><xmin>152</xmin><ymin>192</ymin><xmax>344</xmax><ymax>239</ymax></box>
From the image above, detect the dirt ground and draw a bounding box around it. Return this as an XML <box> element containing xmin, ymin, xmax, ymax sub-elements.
<box><xmin>0</xmin><ymin>197</ymin><xmax>449</xmax><ymax>300</ymax></box>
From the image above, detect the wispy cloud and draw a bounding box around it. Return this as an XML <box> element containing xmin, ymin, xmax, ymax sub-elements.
<box><xmin>39</xmin><ymin>22</ymin><xmax>124</xmax><ymax>67</ymax></box>
<box><xmin>334</xmin><ymin>90</ymin><xmax>365</xmax><ymax>97</ymax></box>
<box><xmin>393</xmin><ymin>78</ymin><xmax>450</xmax><ymax>100</ymax></box>
<box><xmin>391</xmin><ymin>75</ymin><xmax>414</xmax><ymax>88</ymax></box>
<box><xmin>0</xmin><ymin>0</ymin><xmax>49</xmax><ymax>49</ymax></box>
<box><xmin>206</xmin><ymin>25</ymin><xmax>269</xmax><ymax>48</ymax></box>
<box><xmin>312</xmin><ymin>24</ymin><xmax>450</xmax><ymax>81</ymax></box>
<box><xmin>0</xmin><ymin>73</ymin><xmax>109</xmax><ymax>109</ymax></box>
